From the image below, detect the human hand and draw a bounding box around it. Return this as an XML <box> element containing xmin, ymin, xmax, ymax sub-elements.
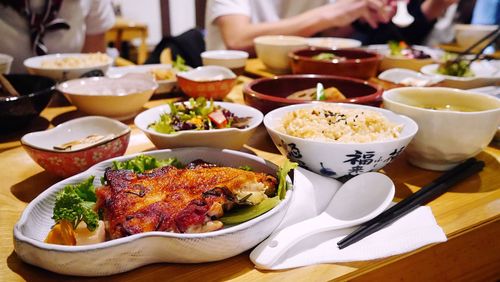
<box><xmin>323</xmin><ymin>0</ymin><xmax>396</xmax><ymax>29</ymax></box>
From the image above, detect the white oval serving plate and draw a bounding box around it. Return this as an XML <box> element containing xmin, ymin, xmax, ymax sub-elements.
<box><xmin>14</xmin><ymin>147</ymin><xmax>293</xmax><ymax>276</ymax></box>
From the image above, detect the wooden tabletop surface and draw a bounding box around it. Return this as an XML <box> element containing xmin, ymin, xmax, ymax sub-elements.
<box><xmin>1</xmin><ymin>73</ymin><xmax>499</xmax><ymax>281</ymax></box>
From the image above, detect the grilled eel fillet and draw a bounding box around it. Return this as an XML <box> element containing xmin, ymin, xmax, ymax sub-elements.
<box><xmin>96</xmin><ymin>164</ymin><xmax>277</xmax><ymax>238</ymax></box>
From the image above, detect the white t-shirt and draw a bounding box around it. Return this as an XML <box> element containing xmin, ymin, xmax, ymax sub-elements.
<box><xmin>0</xmin><ymin>0</ymin><xmax>115</xmax><ymax>73</ymax></box>
<box><xmin>205</xmin><ymin>0</ymin><xmax>334</xmax><ymax>50</ymax></box>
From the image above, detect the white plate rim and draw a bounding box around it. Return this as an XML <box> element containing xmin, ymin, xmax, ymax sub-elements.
<box><xmin>14</xmin><ymin>147</ymin><xmax>293</xmax><ymax>253</ymax></box>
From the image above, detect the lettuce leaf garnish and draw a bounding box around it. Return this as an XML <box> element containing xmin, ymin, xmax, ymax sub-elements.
<box><xmin>112</xmin><ymin>155</ymin><xmax>183</xmax><ymax>173</ymax></box>
<box><xmin>52</xmin><ymin>176</ymin><xmax>98</xmax><ymax>231</ymax></box>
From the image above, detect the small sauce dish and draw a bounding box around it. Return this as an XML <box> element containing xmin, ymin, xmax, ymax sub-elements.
<box><xmin>21</xmin><ymin>116</ymin><xmax>131</xmax><ymax>177</ymax></box>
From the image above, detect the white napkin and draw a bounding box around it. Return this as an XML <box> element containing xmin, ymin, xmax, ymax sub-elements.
<box><xmin>250</xmin><ymin>168</ymin><xmax>447</xmax><ymax>270</ymax></box>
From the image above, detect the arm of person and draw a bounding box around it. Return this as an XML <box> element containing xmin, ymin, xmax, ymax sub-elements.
<box><xmin>420</xmin><ymin>0</ymin><xmax>458</xmax><ymax>21</ymax></box>
<box><xmin>215</xmin><ymin>0</ymin><xmax>392</xmax><ymax>50</ymax></box>
<box><xmin>81</xmin><ymin>0</ymin><xmax>115</xmax><ymax>53</ymax></box>
<box><xmin>82</xmin><ymin>33</ymin><xmax>107</xmax><ymax>53</ymax></box>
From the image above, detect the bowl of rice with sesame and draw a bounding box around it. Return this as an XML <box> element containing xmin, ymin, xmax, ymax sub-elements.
<box><xmin>264</xmin><ymin>103</ymin><xmax>418</xmax><ymax>178</ymax></box>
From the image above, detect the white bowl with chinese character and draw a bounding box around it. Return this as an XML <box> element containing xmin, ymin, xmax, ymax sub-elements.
<box><xmin>264</xmin><ymin>103</ymin><xmax>418</xmax><ymax>178</ymax></box>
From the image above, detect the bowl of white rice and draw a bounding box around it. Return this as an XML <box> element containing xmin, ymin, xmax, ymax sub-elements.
<box><xmin>264</xmin><ymin>103</ymin><xmax>418</xmax><ymax>178</ymax></box>
<box><xmin>24</xmin><ymin>53</ymin><xmax>113</xmax><ymax>81</ymax></box>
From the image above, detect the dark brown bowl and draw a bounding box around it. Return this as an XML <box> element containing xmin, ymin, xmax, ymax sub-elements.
<box><xmin>0</xmin><ymin>74</ymin><xmax>56</xmax><ymax>130</ymax></box>
<box><xmin>289</xmin><ymin>48</ymin><xmax>382</xmax><ymax>79</ymax></box>
<box><xmin>243</xmin><ymin>74</ymin><xmax>383</xmax><ymax>114</ymax></box>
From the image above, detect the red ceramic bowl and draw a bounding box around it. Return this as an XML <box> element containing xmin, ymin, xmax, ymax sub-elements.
<box><xmin>289</xmin><ymin>48</ymin><xmax>382</xmax><ymax>79</ymax></box>
<box><xmin>243</xmin><ymin>74</ymin><xmax>383</xmax><ymax>114</ymax></box>
<box><xmin>176</xmin><ymin>66</ymin><xmax>237</xmax><ymax>100</ymax></box>
<box><xmin>21</xmin><ymin>116</ymin><xmax>130</xmax><ymax>177</ymax></box>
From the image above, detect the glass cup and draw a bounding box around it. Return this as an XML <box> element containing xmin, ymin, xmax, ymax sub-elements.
<box><xmin>0</xmin><ymin>54</ymin><xmax>13</xmax><ymax>74</ymax></box>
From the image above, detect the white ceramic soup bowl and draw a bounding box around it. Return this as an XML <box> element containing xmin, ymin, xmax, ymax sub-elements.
<box><xmin>201</xmin><ymin>50</ymin><xmax>249</xmax><ymax>75</ymax></box>
<box><xmin>134</xmin><ymin>101</ymin><xmax>263</xmax><ymax>149</ymax></box>
<box><xmin>57</xmin><ymin>73</ymin><xmax>157</xmax><ymax>120</ymax></box>
<box><xmin>254</xmin><ymin>35</ymin><xmax>308</xmax><ymax>73</ymax></box>
<box><xmin>454</xmin><ymin>24</ymin><xmax>498</xmax><ymax>52</ymax></box>
<box><xmin>13</xmin><ymin>147</ymin><xmax>293</xmax><ymax>276</ymax></box>
<box><xmin>24</xmin><ymin>53</ymin><xmax>113</xmax><ymax>81</ymax></box>
<box><xmin>264</xmin><ymin>103</ymin><xmax>418</xmax><ymax>178</ymax></box>
<box><xmin>383</xmin><ymin>87</ymin><xmax>500</xmax><ymax>171</ymax></box>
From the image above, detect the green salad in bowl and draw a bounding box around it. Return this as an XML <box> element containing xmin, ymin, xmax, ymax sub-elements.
<box><xmin>134</xmin><ymin>98</ymin><xmax>264</xmax><ymax>149</ymax></box>
<box><xmin>148</xmin><ymin>97</ymin><xmax>251</xmax><ymax>134</ymax></box>
<box><xmin>436</xmin><ymin>53</ymin><xmax>474</xmax><ymax>77</ymax></box>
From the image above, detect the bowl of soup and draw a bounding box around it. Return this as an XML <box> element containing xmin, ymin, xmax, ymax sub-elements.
<box><xmin>243</xmin><ymin>74</ymin><xmax>383</xmax><ymax>114</ymax></box>
<box><xmin>57</xmin><ymin>73</ymin><xmax>158</xmax><ymax>120</ymax></box>
<box><xmin>289</xmin><ymin>48</ymin><xmax>382</xmax><ymax>79</ymax></box>
<box><xmin>383</xmin><ymin>87</ymin><xmax>500</xmax><ymax>171</ymax></box>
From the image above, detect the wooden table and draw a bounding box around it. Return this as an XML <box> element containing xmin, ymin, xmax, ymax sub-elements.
<box><xmin>1</xmin><ymin>74</ymin><xmax>499</xmax><ymax>281</ymax></box>
<box><xmin>105</xmin><ymin>17</ymin><xmax>149</xmax><ymax>65</ymax></box>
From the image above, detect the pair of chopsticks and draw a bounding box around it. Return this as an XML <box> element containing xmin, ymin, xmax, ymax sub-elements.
<box><xmin>337</xmin><ymin>158</ymin><xmax>485</xmax><ymax>249</ymax></box>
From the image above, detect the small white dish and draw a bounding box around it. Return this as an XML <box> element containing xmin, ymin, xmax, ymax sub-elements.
<box><xmin>107</xmin><ymin>64</ymin><xmax>181</xmax><ymax>94</ymax></box>
<box><xmin>307</xmin><ymin>37</ymin><xmax>362</xmax><ymax>49</ymax></box>
<box><xmin>201</xmin><ymin>50</ymin><xmax>249</xmax><ymax>75</ymax></box>
<box><xmin>13</xmin><ymin>148</ymin><xmax>293</xmax><ymax>276</ymax></box>
<box><xmin>58</xmin><ymin>73</ymin><xmax>158</xmax><ymax>120</ymax></box>
<box><xmin>24</xmin><ymin>53</ymin><xmax>113</xmax><ymax>81</ymax></box>
<box><xmin>134</xmin><ymin>101</ymin><xmax>263</xmax><ymax>149</ymax></box>
<box><xmin>420</xmin><ymin>60</ymin><xmax>500</xmax><ymax>89</ymax></box>
<box><xmin>378</xmin><ymin>68</ymin><xmax>444</xmax><ymax>86</ymax></box>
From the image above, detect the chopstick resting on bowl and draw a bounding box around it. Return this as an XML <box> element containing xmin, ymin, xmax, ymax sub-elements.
<box><xmin>0</xmin><ymin>74</ymin><xmax>20</xmax><ymax>97</ymax></box>
<box><xmin>337</xmin><ymin>157</ymin><xmax>485</xmax><ymax>249</ymax></box>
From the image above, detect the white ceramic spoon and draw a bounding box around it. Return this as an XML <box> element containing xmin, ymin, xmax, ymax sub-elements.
<box><xmin>250</xmin><ymin>172</ymin><xmax>395</xmax><ymax>268</ymax></box>
<box><xmin>392</xmin><ymin>1</ymin><xmax>414</xmax><ymax>28</ymax></box>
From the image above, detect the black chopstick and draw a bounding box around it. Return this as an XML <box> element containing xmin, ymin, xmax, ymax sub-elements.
<box><xmin>464</xmin><ymin>31</ymin><xmax>500</xmax><ymax>67</ymax></box>
<box><xmin>337</xmin><ymin>158</ymin><xmax>485</xmax><ymax>249</ymax></box>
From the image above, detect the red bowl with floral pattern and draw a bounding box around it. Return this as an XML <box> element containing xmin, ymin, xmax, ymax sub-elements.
<box><xmin>176</xmin><ymin>66</ymin><xmax>237</xmax><ymax>100</ymax></box>
<box><xmin>21</xmin><ymin>116</ymin><xmax>130</xmax><ymax>178</ymax></box>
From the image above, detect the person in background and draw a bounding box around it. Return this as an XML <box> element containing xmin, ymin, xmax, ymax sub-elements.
<box><xmin>0</xmin><ymin>0</ymin><xmax>115</xmax><ymax>73</ymax></box>
<box><xmin>352</xmin><ymin>0</ymin><xmax>458</xmax><ymax>45</ymax></box>
<box><xmin>205</xmin><ymin>0</ymin><xmax>457</xmax><ymax>51</ymax></box>
<box><xmin>424</xmin><ymin>0</ymin><xmax>498</xmax><ymax>47</ymax></box>
<box><xmin>471</xmin><ymin>0</ymin><xmax>499</xmax><ymax>25</ymax></box>
<box><xmin>205</xmin><ymin>0</ymin><xmax>396</xmax><ymax>51</ymax></box>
